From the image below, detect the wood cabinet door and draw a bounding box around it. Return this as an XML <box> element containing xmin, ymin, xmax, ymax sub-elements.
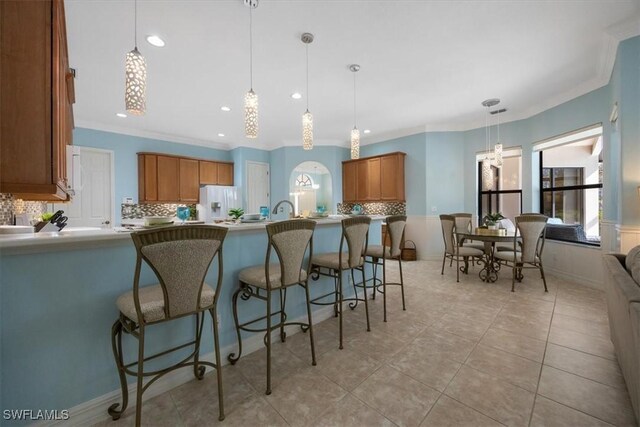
<box><xmin>199</xmin><ymin>161</ymin><xmax>218</xmax><ymax>185</ymax></box>
<box><xmin>342</xmin><ymin>161</ymin><xmax>357</xmax><ymax>202</ymax></box>
<box><xmin>368</xmin><ymin>157</ymin><xmax>381</xmax><ymax>200</ymax></box>
<box><xmin>217</xmin><ymin>163</ymin><xmax>234</xmax><ymax>186</ymax></box>
<box><xmin>356</xmin><ymin>160</ymin><xmax>369</xmax><ymax>201</ymax></box>
<box><xmin>157</xmin><ymin>155</ymin><xmax>180</xmax><ymax>202</ymax></box>
<box><xmin>179</xmin><ymin>158</ymin><xmax>199</xmax><ymax>202</ymax></box>
<box><xmin>138</xmin><ymin>154</ymin><xmax>158</xmax><ymax>202</ymax></box>
<box><xmin>380</xmin><ymin>155</ymin><xmax>398</xmax><ymax>200</ymax></box>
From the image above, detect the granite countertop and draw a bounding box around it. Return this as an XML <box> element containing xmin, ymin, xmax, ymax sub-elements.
<box><xmin>0</xmin><ymin>215</ymin><xmax>385</xmax><ymax>251</ymax></box>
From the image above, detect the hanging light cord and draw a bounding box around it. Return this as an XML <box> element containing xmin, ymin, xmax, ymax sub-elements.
<box><xmin>353</xmin><ymin>72</ymin><xmax>357</xmax><ymax>128</ymax></box>
<box><xmin>133</xmin><ymin>0</ymin><xmax>138</xmax><ymax>48</ymax></box>
<box><xmin>249</xmin><ymin>6</ymin><xmax>253</xmax><ymax>90</ymax></box>
<box><xmin>306</xmin><ymin>43</ymin><xmax>309</xmax><ymax>111</ymax></box>
<box><xmin>485</xmin><ymin>106</ymin><xmax>489</xmax><ymax>154</ymax></box>
<box><xmin>497</xmin><ymin>108</ymin><xmax>500</xmax><ymax>143</ymax></box>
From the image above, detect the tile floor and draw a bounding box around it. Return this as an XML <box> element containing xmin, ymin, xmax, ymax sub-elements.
<box><xmin>97</xmin><ymin>260</ymin><xmax>638</xmax><ymax>426</ymax></box>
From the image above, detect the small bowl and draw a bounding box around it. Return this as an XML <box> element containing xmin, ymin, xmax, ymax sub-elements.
<box><xmin>242</xmin><ymin>213</ymin><xmax>261</xmax><ymax>221</ymax></box>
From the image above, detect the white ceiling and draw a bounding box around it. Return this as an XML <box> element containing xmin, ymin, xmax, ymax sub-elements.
<box><xmin>66</xmin><ymin>0</ymin><xmax>640</xmax><ymax>151</ymax></box>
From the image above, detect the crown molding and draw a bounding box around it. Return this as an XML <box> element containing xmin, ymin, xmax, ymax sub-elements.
<box><xmin>74</xmin><ymin>120</ymin><xmax>231</xmax><ymax>151</ymax></box>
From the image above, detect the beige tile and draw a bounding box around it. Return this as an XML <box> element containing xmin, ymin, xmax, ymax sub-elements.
<box><xmin>554</xmin><ymin>302</ymin><xmax>609</xmax><ymax>324</ymax></box>
<box><xmin>551</xmin><ymin>313</ymin><xmax>610</xmax><ymax>340</ymax></box>
<box><xmin>389</xmin><ymin>342</ymin><xmax>462</xmax><ymax>392</ymax></box>
<box><xmin>316</xmin><ymin>347</ymin><xmax>381</xmax><ymax>391</ymax></box>
<box><xmin>345</xmin><ymin>328</ymin><xmax>407</xmax><ymax>362</ymax></box>
<box><xmin>353</xmin><ymin>365</ymin><xmax>440</xmax><ymax>427</ymax></box>
<box><xmin>221</xmin><ymin>395</ymin><xmax>288</xmax><ymax>427</ymax></box>
<box><xmin>233</xmin><ymin>342</ymin><xmax>307</xmax><ymax>393</ymax></box>
<box><xmin>171</xmin><ymin>367</ymin><xmax>255</xmax><ymax>425</ymax></box>
<box><xmin>420</xmin><ymin>395</ymin><xmax>503</xmax><ymax>427</ymax></box>
<box><xmin>548</xmin><ymin>327</ymin><xmax>616</xmax><ymax>360</ymax></box>
<box><xmin>430</xmin><ymin>315</ymin><xmax>491</xmax><ymax>341</ymax></box>
<box><xmin>265</xmin><ymin>370</ymin><xmax>347</xmax><ymax>427</ymax></box>
<box><xmin>480</xmin><ymin>327</ymin><xmax>547</xmax><ymax>362</ymax></box>
<box><xmin>415</xmin><ymin>328</ymin><xmax>477</xmax><ymax>363</ymax></box>
<box><xmin>444</xmin><ymin>365</ymin><xmax>535</xmax><ymax>427</ymax></box>
<box><xmin>544</xmin><ymin>344</ymin><xmax>626</xmax><ymax>389</ymax></box>
<box><xmin>492</xmin><ymin>312</ymin><xmax>550</xmax><ymax>341</ymax></box>
<box><xmin>465</xmin><ymin>344</ymin><xmax>541</xmax><ymax>392</ymax></box>
<box><xmin>502</xmin><ymin>297</ymin><xmax>555</xmax><ymax>314</ymax></box>
<box><xmin>311</xmin><ymin>394</ymin><xmax>394</xmax><ymax>427</ymax></box>
<box><xmin>530</xmin><ymin>395</ymin><xmax>613</xmax><ymax>427</ymax></box>
<box><xmin>282</xmin><ymin>323</ymin><xmax>336</xmax><ymax>361</ymax></box>
<box><xmin>94</xmin><ymin>393</ymin><xmax>182</xmax><ymax>427</ymax></box>
<box><xmin>538</xmin><ymin>366</ymin><xmax>636</xmax><ymax>426</ymax></box>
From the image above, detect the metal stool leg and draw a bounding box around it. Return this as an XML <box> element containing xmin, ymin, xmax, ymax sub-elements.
<box><xmin>266</xmin><ymin>291</ymin><xmax>272</xmax><ymax>395</ymax></box>
<box><xmin>382</xmin><ymin>256</ymin><xmax>387</xmax><ymax>322</ymax></box>
<box><xmin>399</xmin><ymin>257</ymin><xmax>406</xmax><ymax>311</ymax></box>
<box><xmin>210</xmin><ymin>308</ymin><xmax>225</xmax><ymax>421</ymax></box>
<box><xmin>108</xmin><ymin>320</ymin><xmax>128</xmax><ymax>420</ymax></box>
<box><xmin>134</xmin><ymin>326</ymin><xmax>145</xmax><ymax>427</ymax></box>
<box><xmin>361</xmin><ymin>266</ymin><xmax>371</xmax><ymax>331</ymax></box>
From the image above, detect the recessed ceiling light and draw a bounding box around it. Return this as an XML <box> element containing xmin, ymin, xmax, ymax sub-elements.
<box><xmin>146</xmin><ymin>35</ymin><xmax>165</xmax><ymax>47</ymax></box>
<box><xmin>363</xmin><ymin>129</ymin><xmax>371</xmax><ymax>134</ymax></box>
<box><xmin>218</xmin><ymin>133</ymin><xmax>225</xmax><ymax>137</ymax></box>
<box><xmin>220</xmin><ymin>106</ymin><xmax>232</xmax><ymax>112</ymax></box>
<box><xmin>291</xmin><ymin>93</ymin><xmax>302</xmax><ymax>100</ymax></box>
<box><xmin>116</xmin><ymin>113</ymin><xmax>127</xmax><ymax>118</ymax></box>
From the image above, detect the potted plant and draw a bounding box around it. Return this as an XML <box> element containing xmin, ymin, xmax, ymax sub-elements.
<box><xmin>483</xmin><ymin>212</ymin><xmax>505</xmax><ymax>230</ymax></box>
<box><xmin>228</xmin><ymin>207</ymin><xmax>245</xmax><ymax>223</ymax></box>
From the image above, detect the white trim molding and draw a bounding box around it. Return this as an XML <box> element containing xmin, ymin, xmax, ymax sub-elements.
<box><xmin>616</xmin><ymin>224</ymin><xmax>640</xmax><ymax>254</ymax></box>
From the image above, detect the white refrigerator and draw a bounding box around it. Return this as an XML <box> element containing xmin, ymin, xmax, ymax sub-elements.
<box><xmin>197</xmin><ymin>185</ymin><xmax>241</xmax><ymax>222</ymax></box>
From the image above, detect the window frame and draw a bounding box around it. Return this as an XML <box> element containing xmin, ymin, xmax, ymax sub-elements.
<box><xmin>538</xmin><ymin>151</ymin><xmax>603</xmax><ymax>247</ymax></box>
<box><xmin>477</xmin><ymin>161</ymin><xmax>523</xmax><ymax>224</ymax></box>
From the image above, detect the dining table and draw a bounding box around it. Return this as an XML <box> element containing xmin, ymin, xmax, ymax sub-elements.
<box><xmin>456</xmin><ymin>229</ymin><xmax>520</xmax><ymax>283</ymax></box>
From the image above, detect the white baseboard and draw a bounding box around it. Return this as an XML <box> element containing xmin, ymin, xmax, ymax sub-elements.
<box><xmin>40</xmin><ymin>305</ymin><xmax>336</xmax><ymax>427</ymax></box>
<box><xmin>544</xmin><ymin>267</ymin><xmax>603</xmax><ymax>290</ymax></box>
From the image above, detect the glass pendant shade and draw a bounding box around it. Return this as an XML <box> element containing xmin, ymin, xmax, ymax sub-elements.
<box><xmin>303</xmin><ymin>110</ymin><xmax>313</xmax><ymax>150</ymax></box>
<box><xmin>351</xmin><ymin>128</ymin><xmax>360</xmax><ymax>159</ymax></box>
<box><xmin>494</xmin><ymin>143</ymin><xmax>503</xmax><ymax>167</ymax></box>
<box><xmin>125</xmin><ymin>48</ymin><xmax>146</xmax><ymax>115</ymax></box>
<box><xmin>482</xmin><ymin>158</ymin><xmax>493</xmax><ymax>190</ymax></box>
<box><xmin>244</xmin><ymin>89</ymin><xmax>258</xmax><ymax>138</ymax></box>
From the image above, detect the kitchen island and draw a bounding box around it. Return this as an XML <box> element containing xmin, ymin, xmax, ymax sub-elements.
<box><xmin>0</xmin><ymin>217</ymin><xmax>382</xmax><ymax>424</ymax></box>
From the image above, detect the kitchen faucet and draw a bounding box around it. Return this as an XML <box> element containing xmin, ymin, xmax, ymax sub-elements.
<box><xmin>272</xmin><ymin>200</ymin><xmax>295</xmax><ymax>217</ymax></box>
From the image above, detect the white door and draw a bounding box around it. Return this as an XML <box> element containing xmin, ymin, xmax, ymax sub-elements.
<box><xmin>53</xmin><ymin>147</ymin><xmax>114</xmax><ymax>228</ymax></box>
<box><xmin>246</xmin><ymin>161</ymin><xmax>270</xmax><ymax>214</ymax></box>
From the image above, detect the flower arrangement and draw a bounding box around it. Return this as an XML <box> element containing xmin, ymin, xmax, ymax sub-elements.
<box><xmin>483</xmin><ymin>212</ymin><xmax>505</xmax><ymax>227</ymax></box>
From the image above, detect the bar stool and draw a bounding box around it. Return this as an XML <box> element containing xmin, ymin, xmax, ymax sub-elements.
<box><xmin>310</xmin><ymin>216</ymin><xmax>371</xmax><ymax>349</ymax></box>
<box><xmin>363</xmin><ymin>215</ymin><xmax>407</xmax><ymax>322</ymax></box>
<box><xmin>108</xmin><ymin>225</ymin><xmax>228</xmax><ymax>425</ymax></box>
<box><xmin>227</xmin><ymin>220</ymin><xmax>316</xmax><ymax>395</ymax></box>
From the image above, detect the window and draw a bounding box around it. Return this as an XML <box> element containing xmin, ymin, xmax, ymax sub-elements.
<box><xmin>295</xmin><ymin>173</ymin><xmax>313</xmax><ymax>187</ymax></box>
<box><xmin>536</xmin><ymin>125</ymin><xmax>603</xmax><ymax>246</ymax></box>
<box><xmin>477</xmin><ymin>149</ymin><xmax>522</xmax><ymax>224</ymax></box>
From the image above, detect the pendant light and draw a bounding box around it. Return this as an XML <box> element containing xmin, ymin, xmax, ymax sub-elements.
<box><xmin>494</xmin><ymin>100</ymin><xmax>503</xmax><ymax>167</ymax></box>
<box><xmin>481</xmin><ymin>98</ymin><xmax>499</xmax><ymax>190</ymax></box>
<box><xmin>350</xmin><ymin>64</ymin><xmax>361</xmax><ymax>160</ymax></box>
<box><xmin>125</xmin><ymin>0</ymin><xmax>146</xmax><ymax>115</ymax></box>
<box><xmin>244</xmin><ymin>0</ymin><xmax>259</xmax><ymax>138</ymax></box>
<box><xmin>301</xmin><ymin>33</ymin><xmax>314</xmax><ymax>150</ymax></box>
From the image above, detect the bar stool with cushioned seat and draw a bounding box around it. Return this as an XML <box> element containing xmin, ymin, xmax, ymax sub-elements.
<box><xmin>440</xmin><ymin>214</ymin><xmax>484</xmax><ymax>282</ymax></box>
<box><xmin>310</xmin><ymin>216</ymin><xmax>371</xmax><ymax>349</ymax></box>
<box><xmin>108</xmin><ymin>225</ymin><xmax>228</xmax><ymax>426</ymax></box>
<box><xmin>363</xmin><ymin>215</ymin><xmax>407</xmax><ymax>322</ymax></box>
<box><xmin>227</xmin><ymin>220</ymin><xmax>316</xmax><ymax>395</ymax></box>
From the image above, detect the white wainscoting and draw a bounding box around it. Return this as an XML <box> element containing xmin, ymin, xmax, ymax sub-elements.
<box><xmin>601</xmin><ymin>220</ymin><xmax>620</xmax><ymax>253</ymax></box>
<box><xmin>616</xmin><ymin>224</ymin><xmax>640</xmax><ymax>254</ymax></box>
<box><xmin>541</xmin><ymin>241</ymin><xmax>604</xmax><ymax>290</ymax></box>
<box><xmin>405</xmin><ymin>215</ymin><xmax>443</xmax><ymax>260</ymax></box>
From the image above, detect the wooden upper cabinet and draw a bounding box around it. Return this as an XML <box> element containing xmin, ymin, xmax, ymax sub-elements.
<box><xmin>342</xmin><ymin>161</ymin><xmax>357</xmax><ymax>202</ymax></box>
<box><xmin>156</xmin><ymin>156</ymin><xmax>180</xmax><ymax>202</ymax></box>
<box><xmin>342</xmin><ymin>152</ymin><xmax>405</xmax><ymax>203</ymax></box>
<box><xmin>217</xmin><ymin>162</ymin><xmax>234</xmax><ymax>186</ymax></box>
<box><xmin>139</xmin><ymin>153</ymin><xmax>234</xmax><ymax>203</ymax></box>
<box><xmin>0</xmin><ymin>0</ymin><xmax>75</xmax><ymax>200</ymax></box>
<box><xmin>179</xmin><ymin>158</ymin><xmax>199</xmax><ymax>202</ymax></box>
<box><xmin>199</xmin><ymin>161</ymin><xmax>218</xmax><ymax>185</ymax></box>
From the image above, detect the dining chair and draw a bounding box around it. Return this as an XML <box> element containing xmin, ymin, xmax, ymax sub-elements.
<box><xmin>440</xmin><ymin>214</ymin><xmax>484</xmax><ymax>282</ymax></box>
<box><xmin>451</xmin><ymin>213</ymin><xmax>485</xmax><ymax>263</ymax></box>
<box><xmin>363</xmin><ymin>215</ymin><xmax>407</xmax><ymax>322</ymax></box>
<box><xmin>494</xmin><ymin>214</ymin><xmax>548</xmax><ymax>292</ymax></box>
<box><xmin>108</xmin><ymin>225</ymin><xmax>228</xmax><ymax>425</ymax></box>
<box><xmin>227</xmin><ymin>220</ymin><xmax>316</xmax><ymax>395</ymax></box>
<box><xmin>310</xmin><ymin>216</ymin><xmax>371</xmax><ymax>349</ymax></box>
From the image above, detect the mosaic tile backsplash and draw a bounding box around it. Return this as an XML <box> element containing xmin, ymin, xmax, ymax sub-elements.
<box><xmin>121</xmin><ymin>203</ymin><xmax>197</xmax><ymax>220</ymax></box>
<box><xmin>0</xmin><ymin>193</ymin><xmax>48</xmax><ymax>225</ymax></box>
<box><xmin>337</xmin><ymin>202</ymin><xmax>406</xmax><ymax>216</ymax></box>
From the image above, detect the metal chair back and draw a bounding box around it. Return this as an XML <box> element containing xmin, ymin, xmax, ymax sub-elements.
<box><xmin>265</xmin><ymin>219</ymin><xmax>316</xmax><ymax>288</ymax></box>
<box><xmin>386</xmin><ymin>215</ymin><xmax>407</xmax><ymax>258</ymax></box>
<box><xmin>340</xmin><ymin>216</ymin><xmax>371</xmax><ymax>268</ymax></box>
<box><xmin>515</xmin><ymin>215</ymin><xmax>547</xmax><ymax>263</ymax></box>
<box><xmin>439</xmin><ymin>214</ymin><xmax>456</xmax><ymax>254</ymax></box>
